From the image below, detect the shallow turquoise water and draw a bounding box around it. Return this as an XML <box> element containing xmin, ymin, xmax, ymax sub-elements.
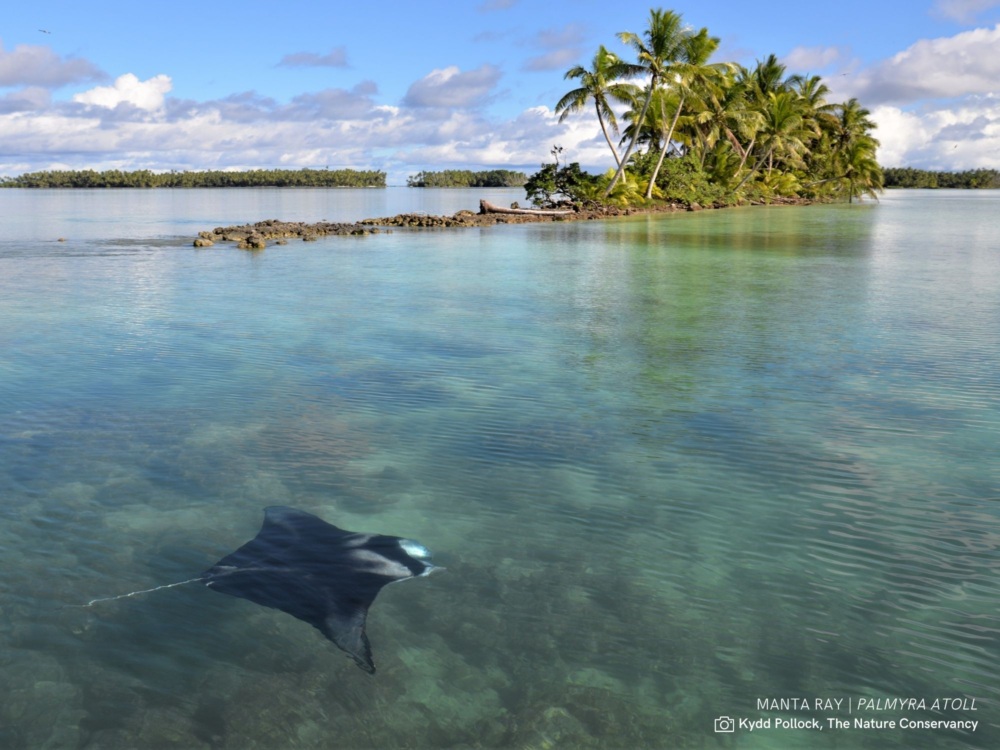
<box><xmin>0</xmin><ymin>188</ymin><xmax>997</xmax><ymax>748</ymax></box>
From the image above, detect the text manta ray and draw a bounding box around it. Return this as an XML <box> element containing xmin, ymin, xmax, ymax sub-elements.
<box><xmin>84</xmin><ymin>506</ymin><xmax>442</xmax><ymax>673</ymax></box>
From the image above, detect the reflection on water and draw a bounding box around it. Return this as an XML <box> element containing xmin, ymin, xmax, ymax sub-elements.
<box><xmin>0</xmin><ymin>189</ymin><xmax>998</xmax><ymax>748</ymax></box>
<box><xmin>0</xmin><ymin>186</ymin><xmax>525</xmax><ymax>244</ymax></box>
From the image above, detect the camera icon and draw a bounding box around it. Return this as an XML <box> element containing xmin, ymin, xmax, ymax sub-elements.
<box><xmin>715</xmin><ymin>716</ymin><xmax>736</xmax><ymax>733</ymax></box>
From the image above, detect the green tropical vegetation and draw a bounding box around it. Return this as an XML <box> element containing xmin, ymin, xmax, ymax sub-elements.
<box><xmin>555</xmin><ymin>45</ymin><xmax>640</xmax><ymax>170</ymax></box>
<box><xmin>882</xmin><ymin>167</ymin><xmax>999</xmax><ymax>189</ymax></box>
<box><xmin>406</xmin><ymin>170</ymin><xmax>527</xmax><ymax>187</ymax></box>
<box><xmin>531</xmin><ymin>7</ymin><xmax>884</xmax><ymax>208</ymax></box>
<box><xmin>0</xmin><ymin>168</ymin><xmax>386</xmax><ymax>188</ymax></box>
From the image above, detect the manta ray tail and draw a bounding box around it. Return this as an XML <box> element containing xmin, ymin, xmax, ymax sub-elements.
<box><xmin>77</xmin><ymin>576</ymin><xmax>208</xmax><ymax>607</ymax></box>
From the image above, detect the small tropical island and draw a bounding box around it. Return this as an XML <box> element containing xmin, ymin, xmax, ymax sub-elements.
<box><xmin>187</xmin><ymin>6</ymin><xmax>891</xmax><ymax>249</ymax></box>
<box><xmin>9</xmin><ymin>6</ymin><xmax>990</xmax><ymax>231</ymax></box>
<box><xmin>6</xmin><ymin>7</ymin><xmax>887</xmax><ymax>217</ymax></box>
<box><xmin>406</xmin><ymin>170</ymin><xmax>527</xmax><ymax>188</ymax></box>
<box><xmin>521</xmin><ymin>7</ymin><xmax>885</xmax><ymax>209</ymax></box>
<box><xmin>882</xmin><ymin>168</ymin><xmax>999</xmax><ymax>189</ymax></box>
<box><xmin>0</xmin><ymin>168</ymin><xmax>386</xmax><ymax>189</ymax></box>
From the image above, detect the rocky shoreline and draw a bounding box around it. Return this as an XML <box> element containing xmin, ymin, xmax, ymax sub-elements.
<box><xmin>193</xmin><ymin>199</ymin><xmax>691</xmax><ymax>249</ymax></box>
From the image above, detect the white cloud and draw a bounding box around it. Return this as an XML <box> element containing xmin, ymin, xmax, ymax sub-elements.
<box><xmin>73</xmin><ymin>73</ymin><xmax>172</xmax><ymax>111</ymax></box>
<box><xmin>5</xmin><ymin>17</ymin><xmax>999</xmax><ymax>180</ymax></box>
<box><xmin>0</xmin><ymin>41</ymin><xmax>104</xmax><ymax>87</ymax></box>
<box><xmin>402</xmin><ymin>64</ymin><xmax>501</xmax><ymax>108</ymax></box>
<box><xmin>821</xmin><ymin>23</ymin><xmax>1000</xmax><ymax>168</ymax></box>
<box><xmin>522</xmin><ymin>23</ymin><xmax>586</xmax><ymax>72</ymax></box>
<box><xmin>0</xmin><ymin>86</ymin><xmax>50</xmax><ymax>113</ymax></box>
<box><xmin>933</xmin><ymin>0</ymin><xmax>1000</xmax><ymax>22</ymax></box>
<box><xmin>782</xmin><ymin>45</ymin><xmax>844</xmax><ymax>72</ymax></box>
<box><xmin>278</xmin><ymin>47</ymin><xmax>349</xmax><ymax>68</ymax></box>
<box><xmin>285</xmin><ymin>85</ymin><xmax>383</xmax><ymax>120</ymax></box>
<box><xmin>850</xmin><ymin>24</ymin><xmax>1000</xmax><ymax>105</ymax></box>
<box><xmin>523</xmin><ymin>48</ymin><xmax>582</xmax><ymax>72</ymax></box>
<box><xmin>873</xmin><ymin>95</ymin><xmax>1000</xmax><ymax>168</ymax></box>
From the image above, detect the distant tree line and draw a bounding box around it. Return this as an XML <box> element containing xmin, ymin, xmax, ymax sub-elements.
<box><xmin>406</xmin><ymin>169</ymin><xmax>528</xmax><ymax>187</ymax></box>
<box><xmin>882</xmin><ymin>168</ymin><xmax>999</xmax><ymax>189</ymax></box>
<box><xmin>0</xmin><ymin>168</ymin><xmax>386</xmax><ymax>188</ymax></box>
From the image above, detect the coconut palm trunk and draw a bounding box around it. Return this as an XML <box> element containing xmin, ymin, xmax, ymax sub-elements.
<box><xmin>554</xmin><ymin>45</ymin><xmax>638</xmax><ymax>176</ymax></box>
<box><xmin>604</xmin><ymin>9</ymin><xmax>690</xmax><ymax>199</ymax></box>
<box><xmin>732</xmin><ymin>142</ymin><xmax>775</xmax><ymax>193</ymax></box>
<box><xmin>644</xmin><ymin>93</ymin><xmax>684</xmax><ymax>198</ymax></box>
<box><xmin>596</xmin><ymin>100</ymin><xmax>623</xmax><ymax>169</ymax></box>
<box><xmin>605</xmin><ymin>83</ymin><xmax>655</xmax><ymax>196</ymax></box>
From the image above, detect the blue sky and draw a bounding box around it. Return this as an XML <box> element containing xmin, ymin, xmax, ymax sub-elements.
<box><xmin>2</xmin><ymin>0</ymin><xmax>999</xmax><ymax>182</ymax></box>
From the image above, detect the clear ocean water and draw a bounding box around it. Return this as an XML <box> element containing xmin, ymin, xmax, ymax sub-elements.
<box><xmin>0</xmin><ymin>187</ymin><xmax>997</xmax><ymax>749</ymax></box>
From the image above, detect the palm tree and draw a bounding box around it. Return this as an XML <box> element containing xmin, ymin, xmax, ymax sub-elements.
<box><xmin>618</xmin><ymin>84</ymin><xmax>679</xmax><ymax>157</ymax></box>
<box><xmin>639</xmin><ymin>27</ymin><xmax>725</xmax><ymax>197</ymax></box>
<box><xmin>825</xmin><ymin>98</ymin><xmax>882</xmax><ymax>202</ymax></box>
<box><xmin>687</xmin><ymin>72</ymin><xmax>763</xmax><ymax>184</ymax></box>
<box><xmin>795</xmin><ymin>75</ymin><xmax>835</xmax><ymax>120</ymax></box>
<box><xmin>605</xmin><ymin>8</ymin><xmax>691</xmax><ymax>196</ymax></box>
<box><xmin>828</xmin><ymin>98</ymin><xmax>878</xmax><ymax>153</ymax></box>
<box><xmin>838</xmin><ymin>139</ymin><xmax>883</xmax><ymax>202</ymax></box>
<box><xmin>555</xmin><ymin>46</ymin><xmax>639</xmax><ymax>169</ymax></box>
<box><xmin>747</xmin><ymin>53</ymin><xmax>794</xmax><ymax>100</ymax></box>
<box><xmin>733</xmin><ymin>90</ymin><xmax>813</xmax><ymax>193</ymax></box>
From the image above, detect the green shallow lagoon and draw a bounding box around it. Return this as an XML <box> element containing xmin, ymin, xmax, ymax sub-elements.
<box><xmin>0</xmin><ymin>188</ymin><xmax>997</xmax><ymax>748</ymax></box>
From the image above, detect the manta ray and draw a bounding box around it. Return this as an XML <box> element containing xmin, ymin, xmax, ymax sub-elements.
<box><xmin>85</xmin><ymin>506</ymin><xmax>442</xmax><ymax>673</ymax></box>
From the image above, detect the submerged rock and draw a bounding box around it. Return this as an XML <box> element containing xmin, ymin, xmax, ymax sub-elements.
<box><xmin>197</xmin><ymin>218</ymin><xmax>389</xmax><ymax>248</ymax></box>
<box><xmin>236</xmin><ymin>234</ymin><xmax>266</xmax><ymax>250</ymax></box>
<box><xmin>194</xmin><ymin>202</ymin><xmax>689</xmax><ymax>248</ymax></box>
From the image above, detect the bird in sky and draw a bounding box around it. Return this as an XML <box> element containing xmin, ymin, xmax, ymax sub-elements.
<box><xmin>39</xmin><ymin>29</ymin><xmax>51</xmax><ymax>34</ymax></box>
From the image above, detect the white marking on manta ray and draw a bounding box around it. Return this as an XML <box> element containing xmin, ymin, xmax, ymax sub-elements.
<box><xmin>399</xmin><ymin>539</ymin><xmax>431</xmax><ymax>560</ymax></box>
<box><xmin>348</xmin><ymin>549</ymin><xmax>413</xmax><ymax>579</ymax></box>
<box><xmin>341</xmin><ymin>534</ymin><xmax>373</xmax><ymax>548</ymax></box>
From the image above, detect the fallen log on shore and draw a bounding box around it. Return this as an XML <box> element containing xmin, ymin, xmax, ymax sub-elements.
<box><xmin>479</xmin><ymin>199</ymin><xmax>574</xmax><ymax>216</ymax></box>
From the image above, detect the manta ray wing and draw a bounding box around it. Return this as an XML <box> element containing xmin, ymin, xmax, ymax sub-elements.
<box><xmin>202</xmin><ymin>506</ymin><xmax>438</xmax><ymax>673</ymax></box>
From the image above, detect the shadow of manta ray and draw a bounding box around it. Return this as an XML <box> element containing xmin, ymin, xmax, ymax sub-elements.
<box><xmin>84</xmin><ymin>507</ymin><xmax>442</xmax><ymax>674</ymax></box>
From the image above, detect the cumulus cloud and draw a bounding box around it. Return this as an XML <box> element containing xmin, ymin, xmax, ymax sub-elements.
<box><xmin>934</xmin><ymin>0</ymin><xmax>1000</xmax><ymax>22</ymax></box>
<box><xmin>873</xmin><ymin>95</ymin><xmax>1000</xmax><ymax>169</ymax></box>
<box><xmin>0</xmin><ymin>86</ymin><xmax>50</xmax><ymax>113</ymax></box>
<box><xmin>277</xmin><ymin>47</ymin><xmax>349</xmax><ymax>68</ymax></box>
<box><xmin>782</xmin><ymin>45</ymin><xmax>845</xmax><ymax>72</ymax></box>
<box><xmin>161</xmin><ymin>80</ymin><xmax>382</xmax><ymax>125</ymax></box>
<box><xmin>522</xmin><ymin>49</ymin><xmax>581</xmax><ymax>72</ymax></box>
<box><xmin>5</xmin><ymin>16</ymin><xmax>998</xmax><ymax>180</ymax></box>
<box><xmin>402</xmin><ymin>64</ymin><xmax>501</xmax><ymax>108</ymax></box>
<box><xmin>286</xmin><ymin>84</ymin><xmax>383</xmax><ymax>120</ymax></box>
<box><xmin>73</xmin><ymin>73</ymin><xmax>172</xmax><ymax>111</ymax></box>
<box><xmin>0</xmin><ymin>41</ymin><xmax>104</xmax><ymax>87</ymax></box>
<box><xmin>399</xmin><ymin>103</ymin><xmax>634</xmax><ymax>176</ymax></box>
<box><xmin>522</xmin><ymin>23</ymin><xmax>587</xmax><ymax>72</ymax></box>
<box><xmin>850</xmin><ymin>24</ymin><xmax>1000</xmax><ymax>105</ymax></box>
